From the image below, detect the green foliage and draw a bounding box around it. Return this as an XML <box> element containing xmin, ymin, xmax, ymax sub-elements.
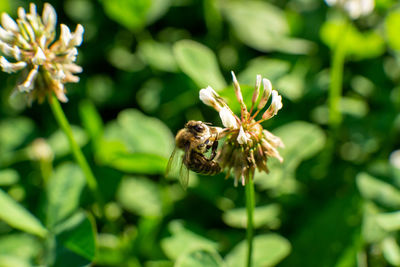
<box><xmin>225</xmin><ymin>234</ymin><xmax>291</xmax><ymax>267</ymax></box>
<box><xmin>174</xmin><ymin>40</ymin><xmax>226</xmax><ymax>90</ymax></box>
<box><xmin>1</xmin><ymin>0</ymin><xmax>400</xmax><ymax>266</ymax></box>
<box><xmin>0</xmin><ymin>188</ymin><xmax>47</xmax><ymax>238</ymax></box>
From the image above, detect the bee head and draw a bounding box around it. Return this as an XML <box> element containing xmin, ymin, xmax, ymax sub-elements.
<box><xmin>185</xmin><ymin>120</ymin><xmax>206</xmax><ymax>134</ymax></box>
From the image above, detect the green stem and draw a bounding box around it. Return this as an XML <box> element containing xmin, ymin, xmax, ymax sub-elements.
<box><xmin>245</xmin><ymin>175</ymin><xmax>255</xmax><ymax>267</ymax></box>
<box><xmin>329</xmin><ymin>20</ymin><xmax>350</xmax><ymax>128</ymax></box>
<box><xmin>48</xmin><ymin>94</ymin><xmax>104</xmax><ymax>216</ymax></box>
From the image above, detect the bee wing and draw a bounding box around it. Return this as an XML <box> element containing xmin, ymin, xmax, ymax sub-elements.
<box><xmin>166</xmin><ymin>147</ymin><xmax>181</xmax><ymax>178</ymax></box>
<box><xmin>179</xmin><ymin>159</ymin><xmax>190</xmax><ymax>190</ymax></box>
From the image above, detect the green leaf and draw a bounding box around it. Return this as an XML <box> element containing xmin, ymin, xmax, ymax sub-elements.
<box><xmin>161</xmin><ymin>221</ymin><xmax>218</xmax><ymax>260</ymax></box>
<box><xmin>98</xmin><ymin>140</ymin><xmax>168</xmax><ymax>174</ymax></box>
<box><xmin>0</xmin><ymin>255</ymin><xmax>30</xmax><ymax>267</ymax></box>
<box><xmin>320</xmin><ymin>20</ymin><xmax>385</xmax><ymax>60</ymax></box>
<box><xmin>0</xmin><ymin>233</ymin><xmax>41</xmax><ymax>259</ymax></box>
<box><xmin>376</xmin><ymin>211</ymin><xmax>400</xmax><ymax>231</ymax></box>
<box><xmin>79</xmin><ymin>100</ymin><xmax>104</xmax><ymax>145</ymax></box>
<box><xmin>0</xmin><ymin>117</ymin><xmax>34</xmax><ymax>153</ymax></box>
<box><xmin>55</xmin><ymin>211</ymin><xmax>96</xmax><ymax>261</ymax></box>
<box><xmin>117</xmin><ymin>176</ymin><xmax>163</xmax><ymax>217</ymax></box>
<box><xmin>382</xmin><ymin>236</ymin><xmax>400</xmax><ymax>266</ymax></box>
<box><xmin>46</xmin><ymin>163</ymin><xmax>86</xmax><ymax>227</ymax></box>
<box><xmin>356</xmin><ymin>173</ymin><xmax>400</xmax><ymax>208</ymax></box>
<box><xmin>0</xmin><ymin>188</ymin><xmax>47</xmax><ymax>238</ymax></box>
<box><xmin>223</xmin><ymin>1</ymin><xmax>314</xmax><ymax>54</ymax></box>
<box><xmin>385</xmin><ymin>9</ymin><xmax>400</xmax><ymax>51</ymax></box>
<box><xmin>112</xmin><ymin>109</ymin><xmax>174</xmax><ymax>157</ymax></box>
<box><xmin>138</xmin><ymin>40</ymin><xmax>178</xmax><ymax>72</ymax></box>
<box><xmin>48</xmin><ymin>126</ymin><xmax>88</xmax><ymax>158</ymax></box>
<box><xmin>175</xmin><ymin>249</ymin><xmax>225</xmax><ymax>267</ymax></box>
<box><xmin>256</xmin><ymin>121</ymin><xmax>326</xmax><ymax>190</ymax></box>
<box><xmin>222</xmin><ymin>204</ymin><xmax>280</xmax><ymax>229</ymax></box>
<box><xmin>173</xmin><ymin>40</ymin><xmax>226</xmax><ymax>90</ymax></box>
<box><xmin>101</xmin><ymin>0</ymin><xmax>170</xmax><ymax>31</ymax></box>
<box><xmin>0</xmin><ymin>169</ymin><xmax>19</xmax><ymax>186</ymax></box>
<box><xmin>101</xmin><ymin>0</ymin><xmax>151</xmax><ymax>31</ymax></box>
<box><xmin>225</xmin><ymin>234</ymin><xmax>291</xmax><ymax>267</ymax></box>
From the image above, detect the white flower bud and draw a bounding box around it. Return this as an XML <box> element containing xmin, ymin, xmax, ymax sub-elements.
<box><xmin>0</xmin><ymin>57</ymin><xmax>27</xmax><ymax>73</ymax></box>
<box><xmin>60</xmin><ymin>24</ymin><xmax>71</xmax><ymax>47</ymax></box>
<box><xmin>70</xmin><ymin>24</ymin><xmax>84</xmax><ymax>47</ymax></box>
<box><xmin>29</xmin><ymin>3</ymin><xmax>37</xmax><ymax>17</ymax></box>
<box><xmin>32</xmin><ymin>47</ymin><xmax>46</xmax><ymax>65</ymax></box>
<box><xmin>252</xmin><ymin>74</ymin><xmax>262</xmax><ymax>104</ymax></box>
<box><xmin>237</xmin><ymin>126</ymin><xmax>250</xmax><ymax>145</ymax></box>
<box><xmin>1</xmin><ymin>13</ymin><xmax>19</xmax><ymax>32</ymax></box>
<box><xmin>270</xmin><ymin>90</ymin><xmax>283</xmax><ymax>115</ymax></box>
<box><xmin>0</xmin><ymin>26</ymin><xmax>14</xmax><ymax>42</ymax></box>
<box><xmin>219</xmin><ymin>107</ymin><xmax>238</xmax><ymax>129</ymax></box>
<box><xmin>200</xmin><ymin>86</ymin><xmax>220</xmax><ymax>111</ymax></box>
<box><xmin>257</xmin><ymin>78</ymin><xmax>272</xmax><ymax>110</ymax></box>
<box><xmin>0</xmin><ymin>41</ymin><xmax>14</xmax><ymax>56</ymax></box>
<box><xmin>42</xmin><ymin>3</ymin><xmax>57</xmax><ymax>33</ymax></box>
<box><xmin>18</xmin><ymin>7</ymin><xmax>26</xmax><ymax>20</ymax></box>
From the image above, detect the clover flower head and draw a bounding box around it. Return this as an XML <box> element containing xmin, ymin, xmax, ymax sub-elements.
<box><xmin>0</xmin><ymin>3</ymin><xmax>84</xmax><ymax>104</ymax></box>
<box><xmin>199</xmin><ymin>72</ymin><xmax>284</xmax><ymax>186</ymax></box>
<box><xmin>325</xmin><ymin>0</ymin><xmax>374</xmax><ymax>19</ymax></box>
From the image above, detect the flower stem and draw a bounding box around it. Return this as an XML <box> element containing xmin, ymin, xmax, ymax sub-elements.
<box><xmin>48</xmin><ymin>94</ymin><xmax>104</xmax><ymax>216</ymax></box>
<box><xmin>245</xmin><ymin>175</ymin><xmax>255</xmax><ymax>267</ymax></box>
<box><xmin>329</xmin><ymin>20</ymin><xmax>349</xmax><ymax>128</ymax></box>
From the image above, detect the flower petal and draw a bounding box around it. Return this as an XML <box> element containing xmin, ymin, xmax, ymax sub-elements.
<box><xmin>237</xmin><ymin>126</ymin><xmax>250</xmax><ymax>145</ymax></box>
<box><xmin>60</xmin><ymin>24</ymin><xmax>71</xmax><ymax>47</ymax></box>
<box><xmin>199</xmin><ymin>86</ymin><xmax>221</xmax><ymax>111</ymax></box>
<box><xmin>0</xmin><ymin>56</ymin><xmax>27</xmax><ymax>73</ymax></box>
<box><xmin>70</xmin><ymin>24</ymin><xmax>84</xmax><ymax>46</ymax></box>
<box><xmin>219</xmin><ymin>107</ymin><xmax>238</xmax><ymax>129</ymax></box>
<box><xmin>1</xmin><ymin>13</ymin><xmax>19</xmax><ymax>32</ymax></box>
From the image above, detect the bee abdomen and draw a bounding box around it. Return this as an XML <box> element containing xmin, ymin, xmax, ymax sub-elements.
<box><xmin>187</xmin><ymin>152</ymin><xmax>221</xmax><ymax>175</ymax></box>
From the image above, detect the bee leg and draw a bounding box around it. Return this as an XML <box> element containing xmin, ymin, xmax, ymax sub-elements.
<box><xmin>209</xmin><ymin>140</ymin><xmax>218</xmax><ymax>160</ymax></box>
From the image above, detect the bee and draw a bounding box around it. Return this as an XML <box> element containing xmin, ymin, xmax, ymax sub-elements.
<box><xmin>166</xmin><ymin>120</ymin><xmax>222</xmax><ymax>189</ymax></box>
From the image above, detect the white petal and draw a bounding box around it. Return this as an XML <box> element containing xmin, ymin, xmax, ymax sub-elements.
<box><xmin>66</xmin><ymin>47</ymin><xmax>78</xmax><ymax>61</ymax></box>
<box><xmin>54</xmin><ymin>69</ymin><xmax>66</xmax><ymax>80</ymax></box>
<box><xmin>0</xmin><ymin>57</ymin><xmax>26</xmax><ymax>73</ymax></box>
<box><xmin>29</xmin><ymin>3</ymin><xmax>37</xmax><ymax>17</ymax></box>
<box><xmin>237</xmin><ymin>126</ymin><xmax>249</xmax><ymax>145</ymax></box>
<box><xmin>1</xmin><ymin>13</ymin><xmax>19</xmax><ymax>32</ymax></box>
<box><xmin>18</xmin><ymin>67</ymin><xmax>38</xmax><ymax>92</ymax></box>
<box><xmin>42</xmin><ymin>3</ymin><xmax>57</xmax><ymax>33</ymax></box>
<box><xmin>199</xmin><ymin>86</ymin><xmax>220</xmax><ymax>111</ymax></box>
<box><xmin>270</xmin><ymin>90</ymin><xmax>283</xmax><ymax>115</ymax></box>
<box><xmin>0</xmin><ymin>41</ymin><xmax>14</xmax><ymax>57</ymax></box>
<box><xmin>70</xmin><ymin>24</ymin><xmax>84</xmax><ymax>46</ymax></box>
<box><xmin>32</xmin><ymin>47</ymin><xmax>46</xmax><ymax>65</ymax></box>
<box><xmin>18</xmin><ymin>7</ymin><xmax>26</xmax><ymax>20</ymax></box>
<box><xmin>219</xmin><ymin>107</ymin><xmax>238</xmax><ymax>129</ymax></box>
<box><xmin>60</xmin><ymin>24</ymin><xmax>71</xmax><ymax>47</ymax></box>
<box><xmin>12</xmin><ymin>45</ymin><xmax>21</xmax><ymax>60</ymax></box>
<box><xmin>0</xmin><ymin>26</ymin><xmax>14</xmax><ymax>42</ymax></box>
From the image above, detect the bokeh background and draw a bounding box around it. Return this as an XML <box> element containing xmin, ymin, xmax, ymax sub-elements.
<box><xmin>1</xmin><ymin>0</ymin><xmax>400</xmax><ymax>266</ymax></box>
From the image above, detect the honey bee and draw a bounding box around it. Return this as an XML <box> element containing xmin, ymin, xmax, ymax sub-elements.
<box><xmin>166</xmin><ymin>120</ymin><xmax>222</xmax><ymax>189</ymax></box>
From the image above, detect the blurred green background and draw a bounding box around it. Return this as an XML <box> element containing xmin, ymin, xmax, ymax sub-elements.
<box><xmin>1</xmin><ymin>0</ymin><xmax>400</xmax><ymax>266</ymax></box>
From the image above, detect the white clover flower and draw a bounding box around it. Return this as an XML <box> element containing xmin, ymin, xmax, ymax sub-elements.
<box><xmin>325</xmin><ymin>0</ymin><xmax>374</xmax><ymax>19</ymax></box>
<box><xmin>199</xmin><ymin>71</ymin><xmax>284</xmax><ymax>186</ymax></box>
<box><xmin>0</xmin><ymin>2</ymin><xmax>84</xmax><ymax>104</ymax></box>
